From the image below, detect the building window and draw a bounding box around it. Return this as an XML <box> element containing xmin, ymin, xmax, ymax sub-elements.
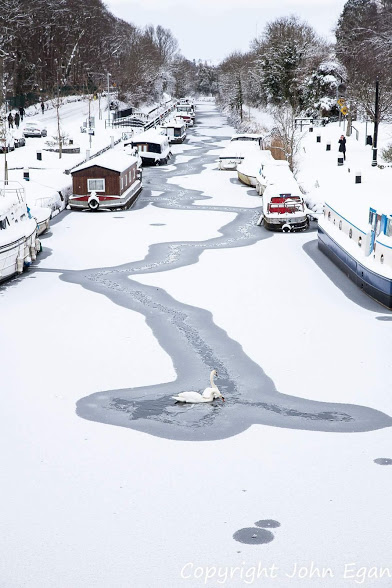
<box><xmin>349</xmin><ymin>228</ymin><xmax>352</xmax><ymax>238</ymax></box>
<box><xmin>339</xmin><ymin>220</ymin><xmax>342</xmax><ymax>230</ymax></box>
<box><xmin>87</xmin><ymin>178</ymin><xmax>105</xmax><ymax>192</ymax></box>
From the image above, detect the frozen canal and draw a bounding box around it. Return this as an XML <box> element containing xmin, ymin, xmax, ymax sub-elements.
<box><xmin>1</xmin><ymin>103</ymin><xmax>391</xmax><ymax>587</ymax></box>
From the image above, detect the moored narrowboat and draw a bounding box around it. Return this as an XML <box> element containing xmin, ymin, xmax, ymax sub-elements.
<box><xmin>160</xmin><ymin>118</ymin><xmax>187</xmax><ymax>144</ymax></box>
<box><xmin>69</xmin><ymin>151</ymin><xmax>142</xmax><ymax>211</ymax></box>
<box><xmin>126</xmin><ymin>131</ymin><xmax>171</xmax><ymax>166</ymax></box>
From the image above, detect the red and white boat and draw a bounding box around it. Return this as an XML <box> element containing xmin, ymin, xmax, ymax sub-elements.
<box><xmin>256</xmin><ymin>161</ymin><xmax>309</xmax><ymax>231</ymax></box>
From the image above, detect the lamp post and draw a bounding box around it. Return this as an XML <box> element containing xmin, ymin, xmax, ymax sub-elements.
<box><xmin>107</xmin><ymin>72</ymin><xmax>111</xmax><ymax>126</ymax></box>
<box><xmin>372</xmin><ymin>78</ymin><xmax>379</xmax><ymax>167</ymax></box>
<box><xmin>0</xmin><ymin>49</ymin><xmax>9</xmax><ymax>184</ymax></box>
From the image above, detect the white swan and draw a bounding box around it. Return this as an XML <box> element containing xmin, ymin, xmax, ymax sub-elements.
<box><xmin>172</xmin><ymin>369</ymin><xmax>225</xmax><ymax>403</ymax></box>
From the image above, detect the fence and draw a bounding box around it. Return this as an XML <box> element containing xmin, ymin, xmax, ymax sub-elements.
<box><xmin>64</xmin><ymin>137</ymin><xmax>122</xmax><ymax>175</ymax></box>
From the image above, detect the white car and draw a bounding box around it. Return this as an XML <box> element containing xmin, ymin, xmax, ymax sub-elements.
<box><xmin>23</xmin><ymin>122</ymin><xmax>47</xmax><ymax>138</ymax></box>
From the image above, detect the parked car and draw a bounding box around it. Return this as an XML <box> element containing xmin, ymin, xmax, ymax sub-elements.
<box><xmin>0</xmin><ymin>134</ymin><xmax>15</xmax><ymax>153</ymax></box>
<box><xmin>23</xmin><ymin>122</ymin><xmax>47</xmax><ymax>137</ymax></box>
<box><xmin>13</xmin><ymin>131</ymin><xmax>26</xmax><ymax>148</ymax></box>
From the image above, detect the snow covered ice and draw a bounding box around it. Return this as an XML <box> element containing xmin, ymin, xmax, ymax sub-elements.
<box><xmin>0</xmin><ymin>101</ymin><xmax>392</xmax><ymax>587</ymax></box>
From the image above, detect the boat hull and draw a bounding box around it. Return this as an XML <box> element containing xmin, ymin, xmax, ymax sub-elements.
<box><xmin>318</xmin><ymin>225</ymin><xmax>392</xmax><ymax>308</ymax></box>
<box><xmin>262</xmin><ymin>215</ymin><xmax>309</xmax><ymax>232</ymax></box>
<box><xmin>69</xmin><ymin>181</ymin><xmax>142</xmax><ymax>210</ymax></box>
<box><xmin>0</xmin><ymin>225</ymin><xmax>37</xmax><ymax>283</ymax></box>
<box><xmin>237</xmin><ymin>171</ymin><xmax>256</xmax><ymax>187</ymax></box>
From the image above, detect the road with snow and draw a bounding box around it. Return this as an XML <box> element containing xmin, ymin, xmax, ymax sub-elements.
<box><xmin>1</xmin><ymin>102</ymin><xmax>391</xmax><ymax>587</ymax></box>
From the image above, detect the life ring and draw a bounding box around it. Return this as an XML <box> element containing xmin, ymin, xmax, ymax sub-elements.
<box><xmin>282</xmin><ymin>224</ymin><xmax>292</xmax><ymax>233</ymax></box>
<box><xmin>88</xmin><ymin>193</ymin><xmax>100</xmax><ymax>211</ymax></box>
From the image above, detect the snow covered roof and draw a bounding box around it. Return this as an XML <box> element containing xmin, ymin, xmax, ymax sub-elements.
<box><xmin>71</xmin><ymin>151</ymin><xmax>138</xmax><ymax>174</ymax></box>
<box><xmin>219</xmin><ymin>142</ymin><xmax>261</xmax><ymax>158</ymax></box>
<box><xmin>131</xmin><ymin>131</ymin><xmax>168</xmax><ymax>146</ymax></box>
<box><xmin>160</xmin><ymin>118</ymin><xmax>186</xmax><ymax>129</ymax></box>
<box><xmin>237</xmin><ymin>151</ymin><xmax>274</xmax><ymax>176</ymax></box>
<box><xmin>230</xmin><ymin>133</ymin><xmax>263</xmax><ymax>142</ymax></box>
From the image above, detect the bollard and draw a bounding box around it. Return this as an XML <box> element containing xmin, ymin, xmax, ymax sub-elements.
<box><xmin>326</xmin><ymin>143</ymin><xmax>331</xmax><ymax>151</ymax></box>
<box><xmin>355</xmin><ymin>171</ymin><xmax>362</xmax><ymax>184</ymax></box>
<box><xmin>23</xmin><ymin>168</ymin><xmax>30</xmax><ymax>181</ymax></box>
<box><xmin>69</xmin><ymin>139</ymin><xmax>73</xmax><ymax>145</ymax></box>
<box><xmin>309</xmin><ymin>127</ymin><xmax>313</xmax><ymax>133</ymax></box>
<box><xmin>36</xmin><ymin>151</ymin><xmax>42</xmax><ymax>161</ymax></box>
<box><xmin>338</xmin><ymin>157</ymin><xmax>344</xmax><ymax>166</ymax></box>
<box><xmin>316</xmin><ymin>135</ymin><xmax>321</xmax><ymax>143</ymax></box>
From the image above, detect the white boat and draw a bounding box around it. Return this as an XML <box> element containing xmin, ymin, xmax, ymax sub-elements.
<box><xmin>175</xmin><ymin>103</ymin><xmax>195</xmax><ymax>121</ymax></box>
<box><xmin>0</xmin><ymin>181</ymin><xmax>40</xmax><ymax>283</ymax></box>
<box><xmin>30</xmin><ymin>206</ymin><xmax>51</xmax><ymax>235</ymax></box>
<box><xmin>255</xmin><ymin>159</ymin><xmax>290</xmax><ymax>196</ymax></box>
<box><xmin>126</xmin><ymin>131</ymin><xmax>171</xmax><ymax>166</ymax></box>
<box><xmin>237</xmin><ymin>151</ymin><xmax>274</xmax><ymax>187</ymax></box>
<box><xmin>219</xmin><ymin>137</ymin><xmax>264</xmax><ymax>170</ymax></box>
<box><xmin>160</xmin><ymin>118</ymin><xmax>187</xmax><ymax>144</ymax></box>
<box><xmin>318</xmin><ymin>185</ymin><xmax>392</xmax><ymax>308</ymax></box>
<box><xmin>230</xmin><ymin>133</ymin><xmax>263</xmax><ymax>145</ymax></box>
<box><xmin>256</xmin><ymin>162</ymin><xmax>309</xmax><ymax>232</ymax></box>
<box><xmin>173</xmin><ymin>111</ymin><xmax>194</xmax><ymax>127</ymax></box>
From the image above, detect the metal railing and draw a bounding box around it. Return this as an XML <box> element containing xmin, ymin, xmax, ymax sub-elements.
<box><xmin>64</xmin><ymin>138</ymin><xmax>122</xmax><ymax>175</ymax></box>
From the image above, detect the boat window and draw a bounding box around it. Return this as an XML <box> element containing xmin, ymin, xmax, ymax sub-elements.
<box><xmin>339</xmin><ymin>220</ymin><xmax>342</xmax><ymax>230</ymax></box>
<box><xmin>0</xmin><ymin>218</ymin><xmax>6</xmax><ymax>230</ymax></box>
<box><xmin>358</xmin><ymin>236</ymin><xmax>362</xmax><ymax>247</ymax></box>
<box><xmin>333</xmin><ymin>218</ymin><xmax>336</xmax><ymax>225</ymax></box>
<box><xmin>87</xmin><ymin>178</ymin><xmax>105</xmax><ymax>192</ymax></box>
<box><xmin>349</xmin><ymin>228</ymin><xmax>352</xmax><ymax>238</ymax></box>
<box><xmin>328</xmin><ymin>211</ymin><xmax>331</xmax><ymax>220</ymax></box>
<box><xmin>381</xmin><ymin>254</ymin><xmax>384</xmax><ymax>264</ymax></box>
<box><xmin>147</xmin><ymin>142</ymin><xmax>161</xmax><ymax>154</ymax></box>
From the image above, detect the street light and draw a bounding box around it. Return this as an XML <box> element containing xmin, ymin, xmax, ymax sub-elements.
<box><xmin>0</xmin><ymin>49</ymin><xmax>9</xmax><ymax>183</ymax></box>
<box><xmin>372</xmin><ymin>78</ymin><xmax>379</xmax><ymax>167</ymax></box>
<box><xmin>107</xmin><ymin>72</ymin><xmax>111</xmax><ymax>125</ymax></box>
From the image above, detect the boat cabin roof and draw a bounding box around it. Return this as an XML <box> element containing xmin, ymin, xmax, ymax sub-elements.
<box><xmin>160</xmin><ymin>118</ymin><xmax>186</xmax><ymax>130</ymax></box>
<box><xmin>231</xmin><ymin>133</ymin><xmax>263</xmax><ymax>142</ymax></box>
<box><xmin>130</xmin><ymin>131</ymin><xmax>169</xmax><ymax>147</ymax></box>
<box><xmin>72</xmin><ymin>151</ymin><xmax>138</xmax><ymax>174</ymax></box>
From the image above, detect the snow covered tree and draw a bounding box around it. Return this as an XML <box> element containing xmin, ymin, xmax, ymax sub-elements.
<box><xmin>335</xmin><ymin>0</ymin><xmax>392</xmax><ymax>121</ymax></box>
<box><xmin>269</xmin><ymin>103</ymin><xmax>303</xmax><ymax>173</ymax></box>
<box><xmin>253</xmin><ymin>16</ymin><xmax>326</xmax><ymax>108</ymax></box>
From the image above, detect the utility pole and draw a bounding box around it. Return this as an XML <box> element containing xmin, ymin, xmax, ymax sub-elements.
<box><xmin>107</xmin><ymin>72</ymin><xmax>111</xmax><ymax>126</ymax></box>
<box><xmin>0</xmin><ymin>50</ymin><xmax>8</xmax><ymax>184</ymax></box>
<box><xmin>372</xmin><ymin>78</ymin><xmax>379</xmax><ymax>167</ymax></box>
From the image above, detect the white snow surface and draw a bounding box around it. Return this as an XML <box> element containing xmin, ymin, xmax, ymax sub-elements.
<box><xmin>0</xmin><ymin>100</ymin><xmax>391</xmax><ymax>588</ymax></box>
